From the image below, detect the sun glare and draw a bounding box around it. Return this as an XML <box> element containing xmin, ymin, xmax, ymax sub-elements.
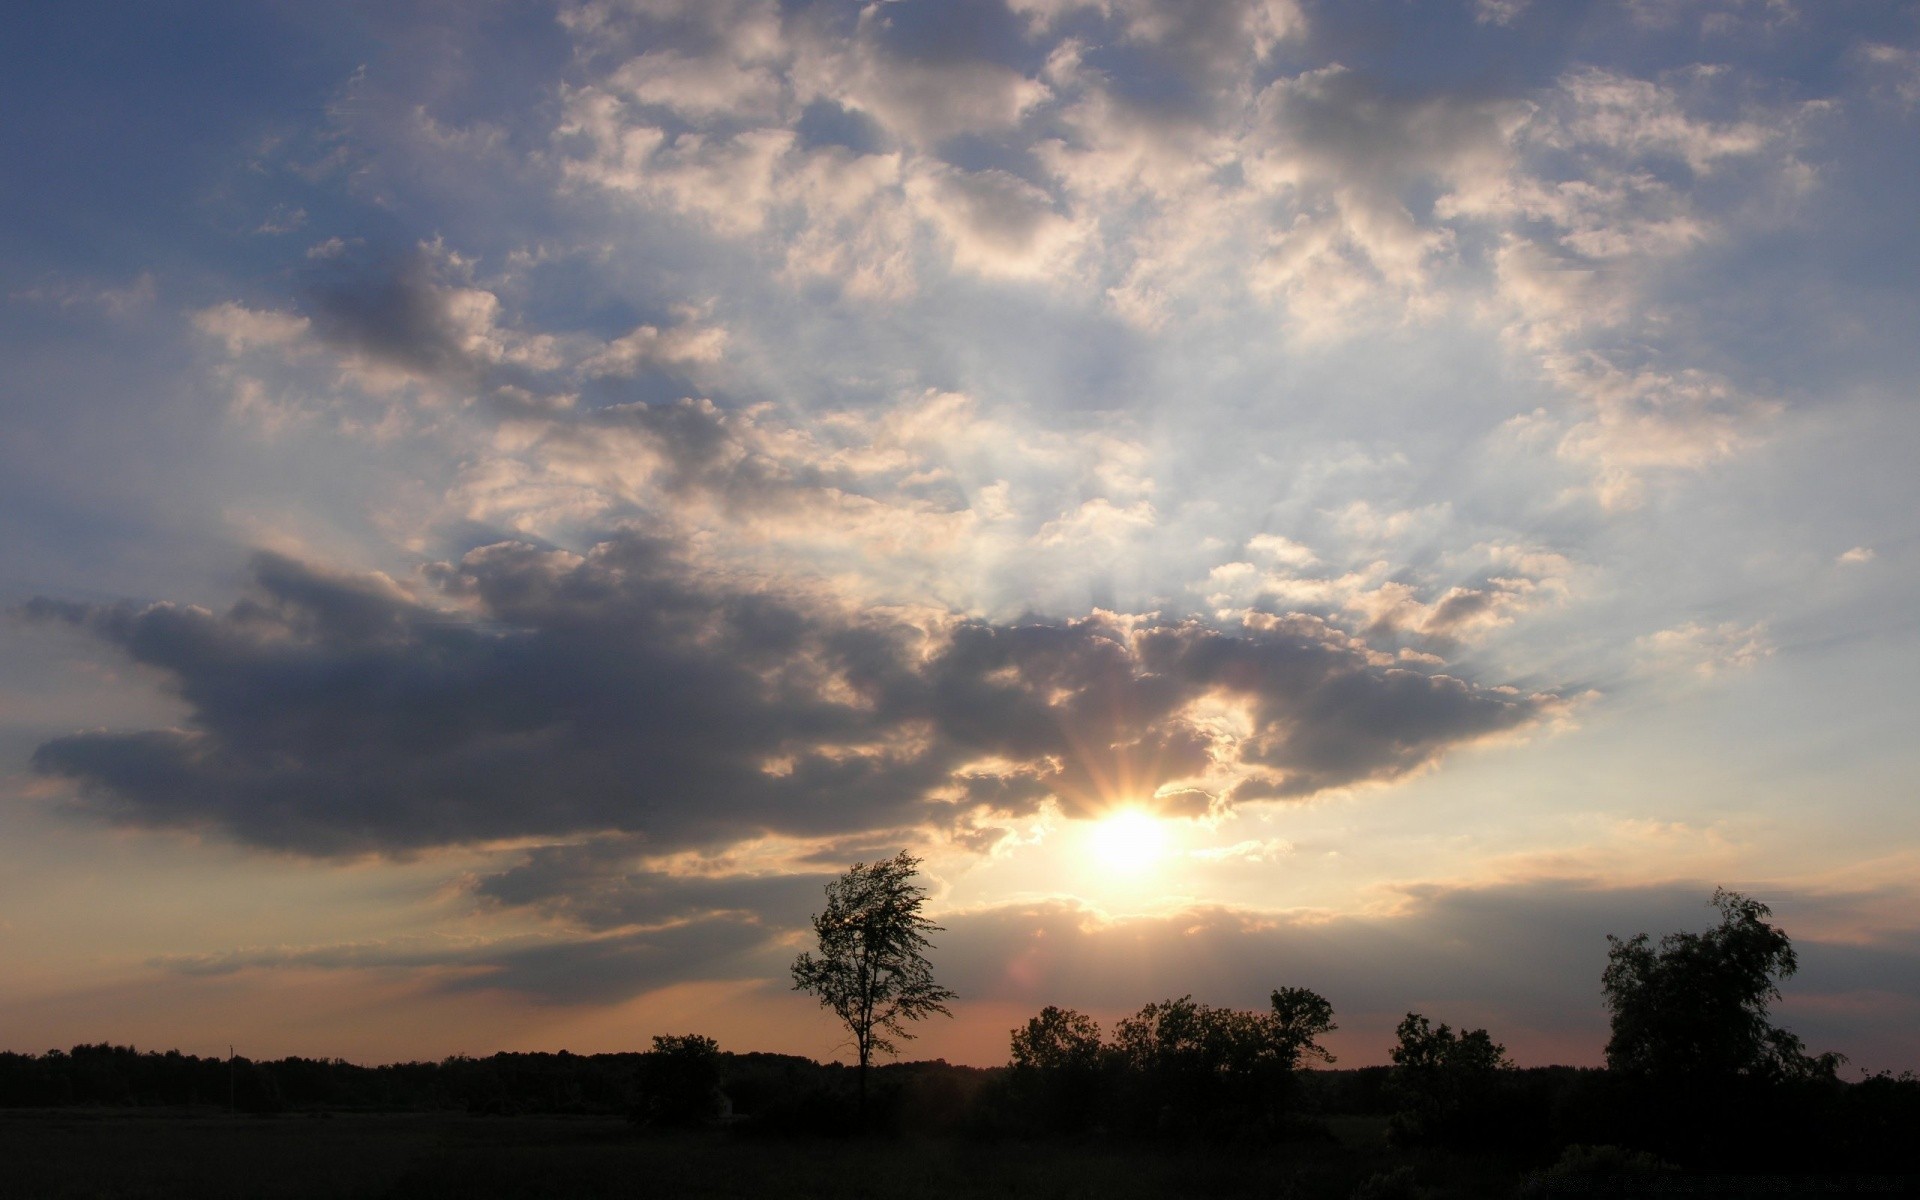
<box><xmin>1087</xmin><ymin>809</ymin><xmax>1169</xmax><ymax>874</ymax></box>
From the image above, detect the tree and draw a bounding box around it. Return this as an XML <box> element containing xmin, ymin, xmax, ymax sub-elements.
<box><xmin>1007</xmin><ymin>1006</ymin><xmax>1107</xmax><ymax>1133</ymax></box>
<box><xmin>791</xmin><ymin>851</ymin><xmax>955</xmax><ymax>1121</ymax></box>
<box><xmin>634</xmin><ymin>1034</ymin><xmax>724</xmax><ymax>1127</ymax></box>
<box><xmin>1385</xmin><ymin>1013</ymin><xmax>1512</xmax><ymax>1146</ymax></box>
<box><xmin>1010</xmin><ymin>1005</ymin><xmax>1104</xmax><ymax>1074</ymax></box>
<box><xmin>1267</xmin><ymin>986</ymin><xmax>1339</xmax><ymax>1068</ymax></box>
<box><xmin>1107</xmin><ymin>988</ymin><xmax>1336</xmax><ymax>1136</ymax></box>
<box><xmin>1602</xmin><ymin>888</ymin><xmax>1840</xmax><ymax>1083</ymax></box>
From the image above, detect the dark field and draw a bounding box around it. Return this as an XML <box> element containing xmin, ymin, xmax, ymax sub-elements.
<box><xmin>0</xmin><ymin>1109</ymin><xmax>1445</xmax><ymax>1200</ymax></box>
<box><xmin>8</xmin><ymin>1109</ymin><xmax>1916</xmax><ymax>1199</ymax></box>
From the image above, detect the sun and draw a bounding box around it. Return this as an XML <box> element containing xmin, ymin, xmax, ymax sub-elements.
<box><xmin>1087</xmin><ymin>809</ymin><xmax>1169</xmax><ymax>874</ymax></box>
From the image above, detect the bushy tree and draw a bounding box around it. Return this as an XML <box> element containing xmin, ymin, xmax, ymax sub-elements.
<box><xmin>1010</xmin><ymin>1005</ymin><xmax>1104</xmax><ymax>1073</ymax></box>
<box><xmin>1108</xmin><ymin>988</ymin><xmax>1336</xmax><ymax>1137</ymax></box>
<box><xmin>1602</xmin><ymin>889</ymin><xmax>1839</xmax><ymax>1083</ymax></box>
<box><xmin>791</xmin><ymin>851</ymin><xmax>955</xmax><ymax>1119</ymax></box>
<box><xmin>1267</xmin><ymin>987</ymin><xmax>1339</xmax><ymax>1068</ymax></box>
<box><xmin>634</xmin><ymin>1034</ymin><xmax>724</xmax><ymax>1127</ymax></box>
<box><xmin>1007</xmin><ymin>1006</ymin><xmax>1107</xmax><ymax>1134</ymax></box>
<box><xmin>1386</xmin><ymin>1013</ymin><xmax>1512</xmax><ymax>1147</ymax></box>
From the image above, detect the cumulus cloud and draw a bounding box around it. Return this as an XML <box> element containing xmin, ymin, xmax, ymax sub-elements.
<box><xmin>305</xmin><ymin>246</ymin><xmax>564</xmax><ymax>381</ymax></box>
<box><xmin>23</xmin><ymin>537</ymin><xmax>1555</xmax><ymax>857</ymax></box>
<box><xmin>192</xmin><ymin>303</ymin><xmax>313</xmax><ymax>357</ymax></box>
<box><xmin>1201</xmin><ymin>538</ymin><xmax>1575</xmax><ymax>650</ymax></box>
<box><xmin>579</xmin><ymin>314</ymin><xmax>729</xmax><ymax>376</ymax></box>
<box><xmin>534</xmin><ymin>0</ymin><xmax>1822</xmax><ymax>510</ymax></box>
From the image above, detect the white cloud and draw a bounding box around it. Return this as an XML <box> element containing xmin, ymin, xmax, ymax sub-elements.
<box><xmin>1639</xmin><ymin>620</ymin><xmax>1775</xmax><ymax>677</ymax></box>
<box><xmin>1551</xmin><ymin>365</ymin><xmax>1779</xmax><ymax>509</ymax></box>
<box><xmin>192</xmin><ymin>303</ymin><xmax>313</xmax><ymax>356</ymax></box>
<box><xmin>580</xmin><ymin>314</ymin><xmax>729</xmax><ymax>376</ymax></box>
<box><xmin>1546</xmin><ymin>68</ymin><xmax>1774</xmax><ymax>173</ymax></box>
<box><xmin>807</xmin><ymin>40</ymin><xmax>1051</xmax><ymax>146</ymax></box>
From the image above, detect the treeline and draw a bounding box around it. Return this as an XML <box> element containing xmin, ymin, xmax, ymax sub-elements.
<box><xmin>4</xmin><ymin>889</ymin><xmax>1917</xmax><ymax>1181</ymax></box>
<box><xmin>4</xmin><ymin>1033</ymin><xmax>1915</xmax><ymax>1174</ymax></box>
<box><xmin>0</xmin><ymin>1044</ymin><xmax>647</xmax><ymax>1115</ymax></box>
<box><xmin>980</xmin><ymin>999</ymin><xmax>1918</xmax><ymax>1173</ymax></box>
<box><xmin>0</xmin><ymin>1042</ymin><xmax>925</xmax><ymax>1120</ymax></box>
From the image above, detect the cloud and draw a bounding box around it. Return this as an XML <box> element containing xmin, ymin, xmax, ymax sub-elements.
<box><xmin>1201</xmin><ymin>539</ymin><xmax>1576</xmax><ymax>650</ymax></box>
<box><xmin>193</xmin><ymin>303</ymin><xmax>313</xmax><ymax>357</ymax></box>
<box><xmin>472</xmin><ymin>835</ymin><xmax>833</xmax><ymax>931</ymax></box>
<box><xmin>538</xmin><ymin>0</ymin><xmax>1818</xmax><ymax>514</ymax></box>
<box><xmin>815</xmin><ymin>34</ymin><xmax>1051</xmax><ymax>147</ymax></box>
<box><xmin>304</xmin><ymin>246</ymin><xmax>563</xmax><ymax>381</ymax></box>
<box><xmin>1011</xmin><ymin>0</ymin><xmax>1306</xmax><ymax>87</ymax></box>
<box><xmin>10</xmin><ymin>272</ymin><xmax>157</xmax><ymax>317</ymax></box>
<box><xmin>1544</xmin><ymin>67</ymin><xmax>1774</xmax><ymax>174</ymax></box>
<box><xmin>23</xmin><ymin>538</ymin><xmax>1556</xmax><ymax>857</ymax></box>
<box><xmin>579</xmin><ymin>314</ymin><xmax>729</xmax><ymax>376</ymax></box>
<box><xmin>905</xmin><ymin>162</ymin><xmax>1080</xmax><ymax>279</ymax></box>
<box><xmin>1856</xmin><ymin>43</ymin><xmax>1920</xmax><ymax>109</ymax></box>
<box><xmin>1475</xmin><ymin>0</ymin><xmax>1530</xmax><ymax>26</ymax></box>
<box><xmin>1551</xmin><ymin>365</ymin><xmax>1780</xmax><ymax>509</ymax></box>
<box><xmin>1638</xmin><ymin>619</ymin><xmax>1774</xmax><ymax>676</ymax></box>
<box><xmin>151</xmin><ymin>916</ymin><xmax>782</xmax><ymax>1005</ymax></box>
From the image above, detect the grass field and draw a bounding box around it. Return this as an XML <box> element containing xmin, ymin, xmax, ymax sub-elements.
<box><xmin>0</xmin><ymin>1109</ymin><xmax>1466</xmax><ymax>1199</ymax></box>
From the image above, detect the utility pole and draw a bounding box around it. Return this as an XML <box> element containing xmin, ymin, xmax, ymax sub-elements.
<box><xmin>228</xmin><ymin>1045</ymin><xmax>235</xmax><ymax>1114</ymax></box>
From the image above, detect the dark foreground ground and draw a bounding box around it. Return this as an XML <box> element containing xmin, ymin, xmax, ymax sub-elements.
<box><xmin>2</xmin><ymin>1109</ymin><xmax>1910</xmax><ymax>1200</ymax></box>
<box><xmin>0</xmin><ymin>1109</ymin><xmax>1431</xmax><ymax>1199</ymax></box>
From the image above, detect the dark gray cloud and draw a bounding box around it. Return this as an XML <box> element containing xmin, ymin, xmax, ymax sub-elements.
<box><xmin>473</xmin><ymin>836</ymin><xmax>834</xmax><ymax>931</ymax></box>
<box><xmin>151</xmin><ymin>913</ymin><xmax>782</xmax><ymax>1006</ymax></box>
<box><xmin>306</xmin><ymin>249</ymin><xmax>483</xmax><ymax>379</ymax></box>
<box><xmin>440</xmin><ymin>916</ymin><xmax>781</xmax><ymax>1005</ymax></box>
<box><xmin>25</xmin><ymin>534</ymin><xmax>1553</xmax><ymax>856</ymax></box>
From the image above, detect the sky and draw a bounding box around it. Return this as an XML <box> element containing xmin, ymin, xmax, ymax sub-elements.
<box><xmin>3</xmin><ymin>0</ymin><xmax>1919</xmax><ymax>1073</ymax></box>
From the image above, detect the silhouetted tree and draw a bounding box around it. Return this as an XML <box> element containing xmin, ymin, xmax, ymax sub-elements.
<box><xmin>1594</xmin><ymin>890</ymin><xmax>1850</xmax><ymax>1167</ymax></box>
<box><xmin>1267</xmin><ymin>987</ymin><xmax>1339</xmax><ymax>1068</ymax></box>
<box><xmin>1385</xmin><ymin>1013</ymin><xmax>1512</xmax><ymax>1147</ymax></box>
<box><xmin>1602</xmin><ymin>889</ymin><xmax>1840</xmax><ymax>1083</ymax></box>
<box><xmin>1108</xmin><ymin>988</ymin><xmax>1336</xmax><ymax>1137</ymax></box>
<box><xmin>634</xmin><ymin>1034</ymin><xmax>725</xmax><ymax>1127</ymax></box>
<box><xmin>791</xmin><ymin>851</ymin><xmax>955</xmax><ymax>1123</ymax></box>
<box><xmin>1010</xmin><ymin>1005</ymin><xmax>1104</xmax><ymax>1073</ymax></box>
<box><xmin>1007</xmin><ymin>1006</ymin><xmax>1107</xmax><ymax>1134</ymax></box>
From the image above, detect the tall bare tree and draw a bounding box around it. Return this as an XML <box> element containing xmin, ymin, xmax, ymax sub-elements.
<box><xmin>791</xmin><ymin>851</ymin><xmax>955</xmax><ymax>1121</ymax></box>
